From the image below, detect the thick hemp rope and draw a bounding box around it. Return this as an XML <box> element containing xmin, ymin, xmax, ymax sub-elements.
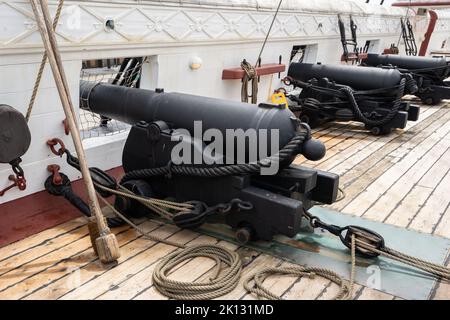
<box><xmin>98</xmin><ymin>195</ymin><xmax>242</xmax><ymax>300</ymax></box>
<box><xmin>26</xmin><ymin>0</ymin><xmax>65</xmax><ymax>122</ymax></box>
<box><xmin>241</xmin><ymin>60</ymin><xmax>258</xmax><ymax>104</ymax></box>
<box><xmin>354</xmin><ymin>238</ymin><xmax>450</xmax><ymax>281</ymax></box>
<box><xmin>99</xmin><ymin>187</ymin><xmax>449</xmax><ymax>299</ymax></box>
<box><xmin>243</xmin><ymin>235</ymin><xmax>357</xmax><ymax>300</ymax></box>
<box><xmin>97</xmin><ymin>187</ymin><xmax>351</xmax><ymax>301</ymax></box>
<box><xmin>152</xmin><ymin>245</ymin><xmax>242</xmax><ymax>300</ymax></box>
<box><xmin>102</xmin><ymin>185</ymin><xmax>356</xmax><ymax>301</ymax></box>
<box><xmin>98</xmin><ymin>195</ymin><xmax>188</xmax><ymax>248</ymax></box>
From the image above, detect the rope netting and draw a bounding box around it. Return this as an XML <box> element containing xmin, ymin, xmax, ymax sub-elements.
<box><xmin>78</xmin><ymin>57</ymin><xmax>147</xmax><ymax>140</ymax></box>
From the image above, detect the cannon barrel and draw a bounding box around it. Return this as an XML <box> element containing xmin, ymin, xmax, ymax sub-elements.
<box><xmin>365</xmin><ymin>53</ymin><xmax>448</xmax><ymax>70</ymax></box>
<box><xmin>288</xmin><ymin>62</ymin><xmax>403</xmax><ymax>90</ymax></box>
<box><xmin>80</xmin><ymin>81</ymin><xmax>299</xmax><ymax>150</ymax></box>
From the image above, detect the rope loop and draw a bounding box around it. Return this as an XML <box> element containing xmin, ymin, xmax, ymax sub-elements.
<box><xmin>244</xmin><ymin>265</ymin><xmax>353</xmax><ymax>300</ymax></box>
<box><xmin>241</xmin><ymin>59</ymin><xmax>259</xmax><ymax>104</ymax></box>
<box><xmin>153</xmin><ymin>244</ymin><xmax>242</xmax><ymax>300</ymax></box>
<box><xmin>241</xmin><ymin>60</ymin><xmax>257</xmax><ymax>80</ymax></box>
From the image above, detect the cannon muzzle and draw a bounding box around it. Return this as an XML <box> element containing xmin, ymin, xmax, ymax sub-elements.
<box><xmin>365</xmin><ymin>53</ymin><xmax>448</xmax><ymax>70</ymax></box>
<box><xmin>288</xmin><ymin>62</ymin><xmax>403</xmax><ymax>90</ymax></box>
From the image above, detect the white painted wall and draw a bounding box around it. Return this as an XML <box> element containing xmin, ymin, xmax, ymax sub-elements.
<box><xmin>0</xmin><ymin>0</ymin><xmax>448</xmax><ymax>204</ymax></box>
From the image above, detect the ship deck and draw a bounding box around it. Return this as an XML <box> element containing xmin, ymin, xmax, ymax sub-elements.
<box><xmin>0</xmin><ymin>99</ymin><xmax>449</xmax><ymax>300</ymax></box>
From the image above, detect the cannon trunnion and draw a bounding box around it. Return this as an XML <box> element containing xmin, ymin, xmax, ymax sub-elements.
<box><xmin>81</xmin><ymin>82</ymin><xmax>339</xmax><ymax>243</ymax></box>
<box><xmin>286</xmin><ymin>62</ymin><xmax>420</xmax><ymax>135</ymax></box>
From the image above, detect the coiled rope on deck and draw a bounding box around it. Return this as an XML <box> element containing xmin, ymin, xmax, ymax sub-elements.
<box><xmin>98</xmin><ymin>194</ymin><xmax>242</xmax><ymax>300</ymax></box>
<box><xmin>244</xmin><ymin>235</ymin><xmax>357</xmax><ymax>300</ymax></box>
<box><xmin>153</xmin><ymin>245</ymin><xmax>242</xmax><ymax>300</ymax></box>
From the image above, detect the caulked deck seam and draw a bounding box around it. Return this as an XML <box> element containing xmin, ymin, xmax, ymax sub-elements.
<box><xmin>360</xmin><ymin>130</ymin><xmax>450</xmax><ymax>220</ymax></box>
<box><xmin>0</xmin><ymin>219</ymin><xmax>87</xmax><ymax>263</ymax></box>
<box><xmin>94</xmin><ymin>235</ymin><xmax>219</xmax><ymax>300</ymax></box>
<box><xmin>45</xmin><ymin>224</ymin><xmax>182</xmax><ymax>300</ymax></box>
<box><xmin>20</xmin><ymin>222</ymin><xmax>163</xmax><ymax>300</ymax></box>
<box><xmin>2</xmin><ymin>225</ymin><xmax>146</xmax><ymax>299</ymax></box>
<box><xmin>4</xmin><ymin>221</ymin><xmax>158</xmax><ymax>299</ymax></box>
<box><xmin>1</xmin><ymin>102</ymin><xmax>449</xmax><ymax>300</ymax></box>
<box><xmin>337</xmin><ymin>107</ymin><xmax>449</xmax><ymax>213</ymax></box>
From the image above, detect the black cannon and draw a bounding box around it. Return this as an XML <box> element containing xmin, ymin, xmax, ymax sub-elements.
<box><xmin>284</xmin><ymin>62</ymin><xmax>420</xmax><ymax>135</ymax></box>
<box><xmin>363</xmin><ymin>54</ymin><xmax>450</xmax><ymax>105</ymax></box>
<box><xmin>79</xmin><ymin>81</ymin><xmax>339</xmax><ymax>243</ymax></box>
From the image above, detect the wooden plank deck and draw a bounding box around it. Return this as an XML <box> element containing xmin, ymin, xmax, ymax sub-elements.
<box><xmin>1</xmin><ymin>100</ymin><xmax>449</xmax><ymax>300</ymax></box>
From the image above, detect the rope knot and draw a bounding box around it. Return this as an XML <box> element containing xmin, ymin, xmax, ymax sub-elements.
<box><xmin>241</xmin><ymin>59</ymin><xmax>259</xmax><ymax>104</ymax></box>
<box><xmin>241</xmin><ymin>60</ymin><xmax>257</xmax><ymax>80</ymax></box>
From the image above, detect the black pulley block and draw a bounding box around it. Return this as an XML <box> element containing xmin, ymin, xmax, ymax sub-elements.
<box><xmin>114</xmin><ymin>179</ymin><xmax>154</xmax><ymax>218</ymax></box>
<box><xmin>0</xmin><ymin>105</ymin><xmax>31</xmax><ymax>164</ymax></box>
<box><xmin>65</xmin><ymin>150</ymin><xmax>117</xmax><ymax>197</ymax></box>
<box><xmin>172</xmin><ymin>202</ymin><xmax>209</xmax><ymax>230</ymax></box>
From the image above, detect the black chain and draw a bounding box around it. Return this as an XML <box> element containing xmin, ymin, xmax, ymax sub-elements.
<box><xmin>9</xmin><ymin>158</ymin><xmax>24</xmax><ymax>177</ymax></box>
<box><xmin>173</xmin><ymin>199</ymin><xmax>253</xmax><ymax>230</ymax></box>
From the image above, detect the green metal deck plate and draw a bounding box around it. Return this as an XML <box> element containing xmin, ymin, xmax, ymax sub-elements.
<box><xmin>199</xmin><ymin>207</ymin><xmax>450</xmax><ymax>300</ymax></box>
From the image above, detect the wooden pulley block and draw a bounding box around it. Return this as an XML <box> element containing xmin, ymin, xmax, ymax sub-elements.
<box><xmin>0</xmin><ymin>105</ymin><xmax>31</xmax><ymax>164</ymax></box>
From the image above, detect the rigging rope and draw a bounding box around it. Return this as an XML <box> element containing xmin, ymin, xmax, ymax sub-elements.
<box><xmin>98</xmin><ymin>194</ymin><xmax>242</xmax><ymax>300</ymax></box>
<box><xmin>26</xmin><ymin>0</ymin><xmax>65</xmax><ymax>122</ymax></box>
<box><xmin>241</xmin><ymin>0</ymin><xmax>283</xmax><ymax>104</ymax></box>
<box><xmin>355</xmin><ymin>239</ymin><xmax>450</xmax><ymax>280</ymax></box>
<box><xmin>2</xmin><ymin>0</ymin><xmax>64</xmax><ymax>197</ymax></box>
<box><xmin>339</xmin><ymin>79</ymin><xmax>405</xmax><ymax>127</ymax></box>
<box><xmin>255</xmin><ymin>0</ymin><xmax>283</xmax><ymax>67</ymax></box>
<box><xmin>98</xmin><ymin>177</ymin><xmax>449</xmax><ymax>300</ymax></box>
<box><xmin>98</xmin><ymin>195</ymin><xmax>186</xmax><ymax>248</ymax></box>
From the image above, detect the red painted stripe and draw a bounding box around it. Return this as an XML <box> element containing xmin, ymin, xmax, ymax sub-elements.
<box><xmin>0</xmin><ymin>167</ymin><xmax>124</xmax><ymax>248</ymax></box>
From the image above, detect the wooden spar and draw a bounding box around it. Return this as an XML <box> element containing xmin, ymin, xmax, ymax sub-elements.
<box><xmin>30</xmin><ymin>0</ymin><xmax>120</xmax><ymax>264</ymax></box>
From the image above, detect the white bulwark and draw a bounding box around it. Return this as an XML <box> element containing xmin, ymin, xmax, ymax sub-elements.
<box><xmin>0</xmin><ymin>0</ymin><xmax>449</xmax><ymax>203</ymax></box>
